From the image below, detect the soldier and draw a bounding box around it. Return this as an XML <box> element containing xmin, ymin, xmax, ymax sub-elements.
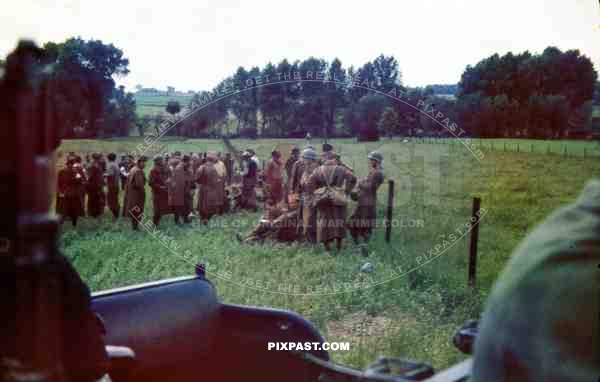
<box><xmin>86</xmin><ymin>153</ymin><xmax>105</xmax><ymax>218</ymax></box>
<box><xmin>118</xmin><ymin>154</ymin><xmax>129</xmax><ymax>190</ymax></box>
<box><xmin>73</xmin><ymin>155</ymin><xmax>87</xmax><ymax>217</ymax></box>
<box><xmin>284</xmin><ymin>146</ymin><xmax>300</xmax><ymax>182</ymax></box>
<box><xmin>348</xmin><ymin>151</ymin><xmax>384</xmax><ymax>244</ymax></box>
<box><xmin>167</xmin><ymin>151</ymin><xmax>182</xmax><ymax>220</ymax></box>
<box><xmin>56</xmin><ymin>156</ymin><xmax>85</xmax><ymax>226</ymax></box>
<box><xmin>236</xmin><ymin>197</ymin><xmax>299</xmax><ymax>244</ymax></box>
<box><xmin>105</xmin><ymin>152</ymin><xmax>120</xmax><ymax>221</ymax></box>
<box><xmin>173</xmin><ymin>155</ymin><xmax>192</xmax><ymax>224</ymax></box>
<box><xmin>195</xmin><ymin>152</ymin><xmax>224</xmax><ymax>224</ymax></box>
<box><xmin>121</xmin><ymin>154</ymin><xmax>135</xmax><ymax>217</ymax></box>
<box><xmin>214</xmin><ymin>152</ymin><xmax>228</xmax><ymax>214</ymax></box>
<box><xmin>86</xmin><ymin>153</ymin><xmax>105</xmax><ymax>219</ymax></box>
<box><xmin>307</xmin><ymin>151</ymin><xmax>356</xmax><ymax>252</ymax></box>
<box><xmin>292</xmin><ymin>148</ymin><xmax>319</xmax><ymax>242</ymax></box>
<box><xmin>125</xmin><ymin>156</ymin><xmax>148</xmax><ymax>230</ymax></box>
<box><xmin>263</xmin><ymin>150</ymin><xmax>284</xmax><ymax>204</ymax></box>
<box><xmin>184</xmin><ymin>155</ymin><xmax>195</xmax><ymax>219</ymax></box>
<box><xmin>148</xmin><ymin>155</ymin><xmax>169</xmax><ymax>226</ymax></box>
<box><xmin>472</xmin><ymin>180</ymin><xmax>600</xmax><ymax>382</ymax></box>
<box><xmin>239</xmin><ymin>151</ymin><xmax>258</xmax><ymax>211</ymax></box>
<box><xmin>248</xmin><ymin>148</ymin><xmax>260</xmax><ymax>169</ymax></box>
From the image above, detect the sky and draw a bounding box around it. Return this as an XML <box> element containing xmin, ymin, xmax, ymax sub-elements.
<box><xmin>1</xmin><ymin>0</ymin><xmax>598</xmax><ymax>92</ymax></box>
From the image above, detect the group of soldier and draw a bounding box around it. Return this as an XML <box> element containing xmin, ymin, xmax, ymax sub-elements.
<box><xmin>241</xmin><ymin>143</ymin><xmax>385</xmax><ymax>252</ymax></box>
<box><xmin>56</xmin><ymin>143</ymin><xmax>386</xmax><ymax>252</ymax></box>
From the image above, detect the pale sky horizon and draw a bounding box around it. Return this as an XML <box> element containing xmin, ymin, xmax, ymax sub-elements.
<box><xmin>2</xmin><ymin>0</ymin><xmax>599</xmax><ymax>92</ymax></box>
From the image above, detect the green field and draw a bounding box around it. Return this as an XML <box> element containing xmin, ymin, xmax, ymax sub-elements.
<box><xmin>134</xmin><ymin>93</ymin><xmax>195</xmax><ymax>117</ymax></box>
<box><xmin>57</xmin><ymin>137</ymin><xmax>600</xmax><ymax>371</ymax></box>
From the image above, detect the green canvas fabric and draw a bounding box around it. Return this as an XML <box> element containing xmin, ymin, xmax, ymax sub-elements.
<box><xmin>472</xmin><ymin>180</ymin><xmax>600</xmax><ymax>382</ymax></box>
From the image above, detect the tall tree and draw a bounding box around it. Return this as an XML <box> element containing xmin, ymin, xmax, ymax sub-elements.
<box><xmin>373</xmin><ymin>54</ymin><xmax>401</xmax><ymax>89</ymax></box>
<box><xmin>378</xmin><ymin>107</ymin><xmax>400</xmax><ymax>138</ymax></box>
<box><xmin>43</xmin><ymin>38</ymin><xmax>130</xmax><ymax>137</ymax></box>
<box><xmin>298</xmin><ymin>57</ymin><xmax>328</xmax><ymax>136</ymax></box>
<box><xmin>323</xmin><ymin>58</ymin><xmax>347</xmax><ymax>137</ymax></box>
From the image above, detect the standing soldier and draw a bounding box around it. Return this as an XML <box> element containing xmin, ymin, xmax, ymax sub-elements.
<box><xmin>348</xmin><ymin>151</ymin><xmax>384</xmax><ymax>244</ymax></box>
<box><xmin>184</xmin><ymin>155</ymin><xmax>195</xmax><ymax>220</ymax></box>
<box><xmin>239</xmin><ymin>151</ymin><xmax>258</xmax><ymax>211</ymax></box>
<box><xmin>173</xmin><ymin>155</ymin><xmax>191</xmax><ymax>224</ymax></box>
<box><xmin>86</xmin><ymin>153</ymin><xmax>105</xmax><ymax>219</ymax></box>
<box><xmin>307</xmin><ymin>151</ymin><xmax>356</xmax><ymax>252</ymax></box>
<box><xmin>121</xmin><ymin>154</ymin><xmax>135</xmax><ymax>217</ymax></box>
<box><xmin>167</xmin><ymin>151</ymin><xmax>181</xmax><ymax>221</ymax></box>
<box><xmin>195</xmin><ymin>152</ymin><xmax>224</xmax><ymax>224</ymax></box>
<box><xmin>118</xmin><ymin>154</ymin><xmax>129</xmax><ymax>190</ymax></box>
<box><xmin>263</xmin><ymin>150</ymin><xmax>284</xmax><ymax>204</ymax></box>
<box><xmin>105</xmin><ymin>153</ymin><xmax>120</xmax><ymax>222</ymax></box>
<box><xmin>125</xmin><ymin>156</ymin><xmax>148</xmax><ymax>230</ymax></box>
<box><xmin>148</xmin><ymin>155</ymin><xmax>169</xmax><ymax>226</ymax></box>
<box><xmin>72</xmin><ymin>156</ymin><xmax>87</xmax><ymax>217</ymax></box>
<box><xmin>285</xmin><ymin>146</ymin><xmax>300</xmax><ymax>181</ymax></box>
<box><xmin>294</xmin><ymin>148</ymin><xmax>319</xmax><ymax>242</ymax></box>
<box><xmin>56</xmin><ymin>156</ymin><xmax>85</xmax><ymax>226</ymax></box>
<box><xmin>214</xmin><ymin>153</ymin><xmax>228</xmax><ymax>214</ymax></box>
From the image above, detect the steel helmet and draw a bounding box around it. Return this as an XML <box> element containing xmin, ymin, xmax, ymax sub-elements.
<box><xmin>302</xmin><ymin>148</ymin><xmax>317</xmax><ymax>161</ymax></box>
<box><xmin>367</xmin><ymin>151</ymin><xmax>383</xmax><ymax>163</ymax></box>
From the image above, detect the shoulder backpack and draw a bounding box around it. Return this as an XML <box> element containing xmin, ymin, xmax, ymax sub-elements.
<box><xmin>313</xmin><ymin>166</ymin><xmax>348</xmax><ymax>208</ymax></box>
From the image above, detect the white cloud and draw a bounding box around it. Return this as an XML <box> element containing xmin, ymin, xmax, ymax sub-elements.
<box><xmin>1</xmin><ymin>0</ymin><xmax>598</xmax><ymax>91</ymax></box>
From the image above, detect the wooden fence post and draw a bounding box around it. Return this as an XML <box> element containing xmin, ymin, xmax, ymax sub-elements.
<box><xmin>468</xmin><ymin>197</ymin><xmax>481</xmax><ymax>288</ymax></box>
<box><xmin>385</xmin><ymin>180</ymin><xmax>395</xmax><ymax>243</ymax></box>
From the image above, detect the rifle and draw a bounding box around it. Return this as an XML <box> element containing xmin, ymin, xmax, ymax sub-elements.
<box><xmin>222</xmin><ymin>136</ymin><xmax>243</xmax><ymax>168</ymax></box>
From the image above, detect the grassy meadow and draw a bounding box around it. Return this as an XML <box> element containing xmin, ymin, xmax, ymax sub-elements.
<box><xmin>56</xmin><ymin>137</ymin><xmax>600</xmax><ymax>371</ymax></box>
<box><xmin>134</xmin><ymin>94</ymin><xmax>194</xmax><ymax>118</ymax></box>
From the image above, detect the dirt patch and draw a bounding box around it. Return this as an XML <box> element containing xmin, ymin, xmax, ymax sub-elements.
<box><xmin>326</xmin><ymin>311</ymin><xmax>417</xmax><ymax>341</ymax></box>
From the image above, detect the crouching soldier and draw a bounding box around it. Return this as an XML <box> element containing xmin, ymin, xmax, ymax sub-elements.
<box><xmin>236</xmin><ymin>198</ymin><xmax>299</xmax><ymax>244</ymax></box>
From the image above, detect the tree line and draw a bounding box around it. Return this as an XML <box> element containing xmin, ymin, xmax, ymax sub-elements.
<box><xmin>455</xmin><ymin>47</ymin><xmax>597</xmax><ymax>138</ymax></box>
<box><xmin>164</xmin><ymin>47</ymin><xmax>597</xmax><ymax>140</ymax></box>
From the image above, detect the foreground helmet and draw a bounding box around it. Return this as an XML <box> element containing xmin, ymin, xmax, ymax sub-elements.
<box><xmin>302</xmin><ymin>148</ymin><xmax>317</xmax><ymax>161</ymax></box>
<box><xmin>367</xmin><ymin>151</ymin><xmax>383</xmax><ymax>163</ymax></box>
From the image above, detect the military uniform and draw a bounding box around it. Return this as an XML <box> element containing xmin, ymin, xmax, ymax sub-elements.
<box><xmin>195</xmin><ymin>159</ymin><xmax>224</xmax><ymax>223</ymax></box>
<box><xmin>125</xmin><ymin>163</ymin><xmax>146</xmax><ymax>230</ymax></box>
<box><xmin>264</xmin><ymin>155</ymin><xmax>284</xmax><ymax>204</ymax></box>
<box><xmin>472</xmin><ymin>180</ymin><xmax>600</xmax><ymax>382</ymax></box>
<box><xmin>56</xmin><ymin>163</ymin><xmax>85</xmax><ymax>226</ymax></box>
<box><xmin>348</xmin><ymin>167</ymin><xmax>384</xmax><ymax>243</ymax></box>
<box><xmin>239</xmin><ymin>156</ymin><xmax>258</xmax><ymax>210</ymax></box>
<box><xmin>86</xmin><ymin>155</ymin><xmax>106</xmax><ymax>218</ymax></box>
<box><xmin>149</xmin><ymin>160</ymin><xmax>170</xmax><ymax>225</ymax></box>
<box><xmin>105</xmin><ymin>159</ymin><xmax>120</xmax><ymax>219</ymax></box>
<box><xmin>307</xmin><ymin>159</ymin><xmax>356</xmax><ymax>247</ymax></box>
<box><xmin>172</xmin><ymin>160</ymin><xmax>191</xmax><ymax>223</ymax></box>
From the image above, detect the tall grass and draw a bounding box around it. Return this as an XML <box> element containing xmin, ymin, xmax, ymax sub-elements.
<box><xmin>57</xmin><ymin>138</ymin><xmax>600</xmax><ymax>370</ymax></box>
